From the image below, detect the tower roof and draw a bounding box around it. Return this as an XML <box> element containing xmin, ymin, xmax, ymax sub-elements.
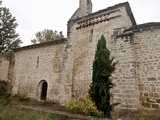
<box><xmin>68</xmin><ymin>2</ymin><xmax>136</xmax><ymax>26</ymax></box>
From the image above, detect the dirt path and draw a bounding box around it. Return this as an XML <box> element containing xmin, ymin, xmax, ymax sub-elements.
<box><xmin>11</xmin><ymin>100</ymin><xmax>109</xmax><ymax>120</ymax></box>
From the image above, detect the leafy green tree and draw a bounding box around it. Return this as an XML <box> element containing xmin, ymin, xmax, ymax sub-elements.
<box><xmin>89</xmin><ymin>35</ymin><xmax>117</xmax><ymax>117</ymax></box>
<box><xmin>0</xmin><ymin>4</ymin><xmax>22</xmax><ymax>53</ymax></box>
<box><xmin>0</xmin><ymin>0</ymin><xmax>3</xmax><ymax>51</ymax></box>
<box><xmin>31</xmin><ymin>29</ymin><xmax>64</xmax><ymax>44</ymax></box>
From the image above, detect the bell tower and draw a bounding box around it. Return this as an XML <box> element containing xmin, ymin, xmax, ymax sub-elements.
<box><xmin>68</xmin><ymin>0</ymin><xmax>92</xmax><ymax>37</ymax></box>
<box><xmin>79</xmin><ymin>0</ymin><xmax>92</xmax><ymax>15</ymax></box>
<box><xmin>69</xmin><ymin>0</ymin><xmax>92</xmax><ymax>21</ymax></box>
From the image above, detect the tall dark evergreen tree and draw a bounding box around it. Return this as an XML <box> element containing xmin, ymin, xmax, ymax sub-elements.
<box><xmin>89</xmin><ymin>35</ymin><xmax>117</xmax><ymax>117</ymax></box>
<box><xmin>0</xmin><ymin>3</ymin><xmax>22</xmax><ymax>53</ymax></box>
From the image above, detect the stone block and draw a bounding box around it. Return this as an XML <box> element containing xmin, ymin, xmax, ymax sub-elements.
<box><xmin>151</xmin><ymin>86</ymin><xmax>155</xmax><ymax>92</ymax></box>
<box><xmin>157</xmin><ymin>65</ymin><xmax>160</xmax><ymax>69</ymax></box>
<box><xmin>156</xmin><ymin>99</ymin><xmax>160</xmax><ymax>103</ymax></box>
<box><xmin>142</xmin><ymin>102</ymin><xmax>151</xmax><ymax>108</ymax></box>
<box><xmin>146</xmin><ymin>98</ymin><xmax>155</xmax><ymax>103</ymax></box>
<box><xmin>145</xmin><ymin>86</ymin><xmax>150</xmax><ymax>92</ymax></box>
<box><xmin>149</xmin><ymin>92</ymin><xmax>153</xmax><ymax>97</ymax></box>
<box><xmin>154</xmin><ymin>93</ymin><xmax>159</xmax><ymax>98</ymax></box>
<box><xmin>143</xmin><ymin>44</ymin><xmax>149</xmax><ymax>48</ymax></box>
<box><xmin>151</xmin><ymin>104</ymin><xmax>159</xmax><ymax>108</ymax></box>
<box><xmin>144</xmin><ymin>92</ymin><xmax>148</xmax><ymax>97</ymax></box>
<box><xmin>113</xmin><ymin>89</ymin><xmax>121</xmax><ymax>93</ymax></box>
<box><xmin>139</xmin><ymin>86</ymin><xmax>144</xmax><ymax>91</ymax></box>
<box><xmin>140</xmin><ymin>92</ymin><xmax>143</xmax><ymax>96</ymax></box>
<box><xmin>157</xmin><ymin>88</ymin><xmax>160</xmax><ymax>92</ymax></box>
<box><xmin>139</xmin><ymin>96</ymin><xmax>145</xmax><ymax>101</ymax></box>
<box><xmin>148</xmin><ymin>77</ymin><xmax>156</xmax><ymax>81</ymax></box>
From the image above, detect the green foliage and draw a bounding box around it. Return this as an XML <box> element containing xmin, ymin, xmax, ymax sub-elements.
<box><xmin>31</xmin><ymin>29</ymin><xmax>64</xmax><ymax>44</ymax></box>
<box><xmin>0</xmin><ymin>5</ymin><xmax>22</xmax><ymax>53</ymax></box>
<box><xmin>0</xmin><ymin>105</ymin><xmax>47</xmax><ymax>120</ymax></box>
<box><xmin>14</xmin><ymin>92</ymin><xmax>30</xmax><ymax>101</ymax></box>
<box><xmin>89</xmin><ymin>35</ymin><xmax>117</xmax><ymax>118</ymax></box>
<box><xmin>0</xmin><ymin>81</ymin><xmax>8</xmax><ymax>95</ymax></box>
<box><xmin>0</xmin><ymin>0</ymin><xmax>2</xmax><ymax>18</ymax></box>
<box><xmin>0</xmin><ymin>91</ymin><xmax>12</xmax><ymax>106</ymax></box>
<box><xmin>0</xmin><ymin>80</ymin><xmax>13</xmax><ymax>99</ymax></box>
<box><xmin>0</xmin><ymin>95</ymin><xmax>88</xmax><ymax>120</ymax></box>
<box><xmin>65</xmin><ymin>98</ymin><xmax>102</xmax><ymax>117</ymax></box>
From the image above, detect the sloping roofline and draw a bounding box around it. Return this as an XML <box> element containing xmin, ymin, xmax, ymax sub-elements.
<box><xmin>14</xmin><ymin>38</ymin><xmax>67</xmax><ymax>52</ymax></box>
<box><xmin>126</xmin><ymin>22</ymin><xmax>160</xmax><ymax>31</ymax></box>
<box><xmin>68</xmin><ymin>2</ymin><xmax>136</xmax><ymax>26</ymax></box>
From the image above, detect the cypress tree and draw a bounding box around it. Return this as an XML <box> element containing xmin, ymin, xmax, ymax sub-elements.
<box><xmin>89</xmin><ymin>35</ymin><xmax>117</xmax><ymax>117</ymax></box>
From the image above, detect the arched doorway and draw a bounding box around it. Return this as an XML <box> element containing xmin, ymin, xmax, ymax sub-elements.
<box><xmin>38</xmin><ymin>80</ymin><xmax>48</xmax><ymax>100</ymax></box>
<box><xmin>41</xmin><ymin>81</ymin><xmax>48</xmax><ymax>100</ymax></box>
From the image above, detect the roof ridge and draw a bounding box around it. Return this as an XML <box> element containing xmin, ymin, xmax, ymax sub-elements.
<box><xmin>68</xmin><ymin>2</ymin><xmax>136</xmax><ymax>26</ymax></box>
<box><xmin>14</xmin><ymin>38</ymin><xmax>68</xmax><ymax>52</ymax></box>
<box><xmin>126</xmin><ymin>22</ymin><xmax>160</xmax><ymax>31</ymax></box>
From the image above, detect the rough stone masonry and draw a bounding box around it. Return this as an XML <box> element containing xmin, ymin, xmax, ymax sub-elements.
<box><xmin>1</xmin><ymin>0</ymin><xmax>160</xmax><ymax>110</ymax></box>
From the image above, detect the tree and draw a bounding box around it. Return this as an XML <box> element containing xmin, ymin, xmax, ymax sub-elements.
<box><xmin>0</xmin><ymin>0</ymin><xmax>3</xmax><ymax>51</ymax></box>
<box><xmin>31</xmin><ymin>29</ymin><xmax>64</xmax><ymax>44</ymax></box>
<box><xmin>89</xmin><ymin>35</ymin><xmax>117</xmax><ymax>117</ymax></box>
<box><xmin>0</xmin><ymin>4</ymin><xmax>22</xmax><ymax>53</ymax></box>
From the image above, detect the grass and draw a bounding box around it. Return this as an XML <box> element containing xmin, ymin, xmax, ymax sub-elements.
<box><xmin>0</xmin><ymin>106</ymin><xmax>87</xmax><ymax>120</ymax></box>
<box><xmin>0</xmin><ymin>105</ymin><xmax>88</xmax><ymax>120</ymax></box>
<box><xmin>1</xmin><ymin>92</ymin><xmax>160</xmax><ymax>120</ymax></box>
<box><xmin>0</xmin><ymin>94</ymin><xmax>88</xmax><ymax>120</ymax></box>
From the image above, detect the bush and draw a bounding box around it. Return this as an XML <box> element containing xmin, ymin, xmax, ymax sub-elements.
<box><xmin>14</xmin><ymin>92</ymin><xmax>30</xmax><ymax>101</ymax></box>
<box><xmin>65</xmin><ymin>98</ymin><xmax>102</xmax><ymax>117</ymax></box>
<box><xmin>0</xmin><ymin>81</ymin><xmax>8</xmax><ymax>95</ymax></box>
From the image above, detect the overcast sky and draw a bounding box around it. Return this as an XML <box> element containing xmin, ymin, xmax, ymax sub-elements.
<box><xmin>3</xmin><ymin>0</ymin><xmax>160</xmax><ymax>46</ymax></box>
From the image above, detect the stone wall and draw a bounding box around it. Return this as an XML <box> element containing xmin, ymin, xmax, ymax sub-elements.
<box><xmin>134</xmin><ymin>28</ymin><xmax>160</xmax><ymax>109</ymax></box>
<box><xmin>0</xmin><ymin>56</ymin><xmax>9</xmax><ymax>82</ymax></box>
<box><xmin>67</xmin><ymin>3</ymin><xmax>137</xmax><ymax>108</ymax></box>
<box><xmin>0</xmin><ymin>54</ymin><xmax>14</xmax><ymax>82</ymax></box>
<box><xmin>11</xmin><ymin>40</ymin><xmax>70</xmax><ymax>104</ymax></box>
<box><xmin>111</xmin><ymin>34</ymin><xmax>140</xmax><ymax>109</ymax></box>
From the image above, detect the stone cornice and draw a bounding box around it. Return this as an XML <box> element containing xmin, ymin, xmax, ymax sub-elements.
<box><xmin>14</xmin><ymin>38</ymin><xmax>67</xmax><ymax>52</ymax></box>
<box><xmin>76</xmin><ymin>9</ymin><xmax>121</xmax><ymax>30</ymax></box>
<box><xmin>126</xmin><ymin>22</ymin><xmax>160</xmax><ymax>32</ymax></box>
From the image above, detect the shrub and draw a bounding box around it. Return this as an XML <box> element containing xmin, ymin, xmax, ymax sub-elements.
<box><xmin>0</xmin><ymin>81</ymin><xmax>8</xmax><ymax>95</ymax></box>
<box><xmin>65</xmin><ymin>98</ymin><xmax>102</xmax><ymax>117</ymax></box>
<box><xmin>14</xmin><ymin>92</ymin><xmax>29</xmax><ymax>101</ymax></box>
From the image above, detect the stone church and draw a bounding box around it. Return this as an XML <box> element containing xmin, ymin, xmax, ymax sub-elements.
<box><xmin>1</xmin><ymin>0</ymin><xmax>160</xmax><ymax>109</ymax></box>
